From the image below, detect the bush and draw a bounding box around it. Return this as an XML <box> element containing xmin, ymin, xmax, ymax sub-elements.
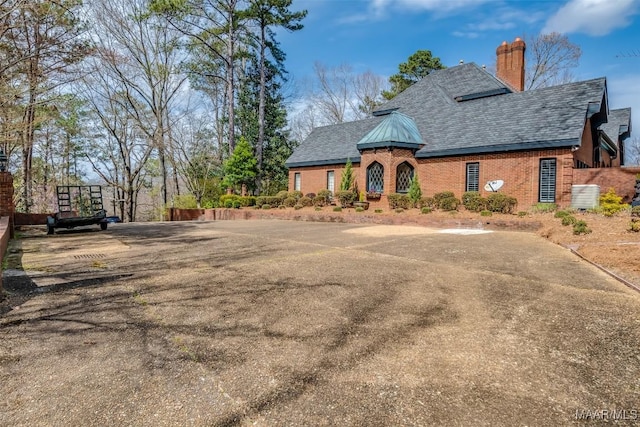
<box><xmin>299</xmin><ymin>196</ymin><xmax>313</xmax><ymax>207</ymax></box>
<box><xmin>374</xmin><ymin>209</ymin><xmax>383</xmax><ymax>213</ymax></box>
<box><xmin>599</xmin><ymin>188</ymin><xmax>629</xmax><ymax>217</ymax></box>
<box><xmin>532</xmin><ymin>202</ymin><xmax>557</xmax><ymax>213</ymax></box>
<box><xmin>289</xmin><ymin>190</ymin><xmax>303</xmax><ymax>200</ymax></box>
<box><xmin>407</xmin><ymin>175</ymin><xmax>422</xmax><ymax>207</ymax></box>
<box><xmin>517</xmin><ymin>211</ymin><xmax>528</xmax><ymax>217</ymax></box>
<box><xmin>632</xmin><ymin>206</ymin><xmax>640</xmax><ymax>218</ymax></box>
<box><xmin>255</xmin><ymin>196</ymin><xmax>267</xmax><ymax>207</ymax></box>
<box><xmin>317</xmin><ymin>189</ymin><xmax>332</xmax><ymax>203</ymax></box>
<box><xmin>418</xmin><ymin>196</ymin><xmax>436</xmax><ymax>209</ymax></box>
<box><xmin>232</xmin><ymin>200</ymin><xmax>241</xmax><ymax>209</ymax></box>
<box><xmin>275</xmin><ymin>190</ymin><xmax>290</xmax><ymax>201</ymax></box>
<box><xmin>573</xmin><ymin>220</ymin><xmax>591</xmax><ymax>235</ymax></box>
<box><xmin>462</xmin><ymin>191</ymin><xmax>486</xmax><ymax>212</ymax></box>
<box><xmin>480</xmin><ymin>210</ymin><xmax>492</xmax><ymax>217</ymax></box>
<box><xmin>421</xmin><ymin>207</ymin><xmax>432</xmax><ymax>214</ymax></box>
<box><xmin>283</xmin><ymin>197</ymin><xmax>297</xmax><ymax>207</ymax></box>
<box><xmin>238</xmin><ymin>196</ymin><xmax>256</xmax><ymax>207</ymax></box>
<box><xmin>439</xmin><ymin>196</ymin><xmax>460</xmax><ymax>211</ymax></box>
<box><xmin>336</xmin><ymin>190</ymin><xmax>356</xmax><ymax>207</ymax></box>
<box><xmin>554</xmin><ymin>210</ymin><xmax>571</xmax><ymax>218</ymax></box>
<box><xmin>304</xmin><ymin>193</ymin><xmax>316</xmax><ymax>199</ymax></box>
<box><xmin>333</xmin><ymin>206</ymin><xmax>342</xmax><ymax>212</ymax></box>
<box><xmin>486</xmin><ymin>193</ymin><xmax>517</xmax><ymax>214</ymax></box>
<box><xmin>388</xmin><ymin>193</ymin><xmax>411</xmax><ymax>209</ymax></box>
<box><xmin>262</xmin><ymin>204</ymin><xmax>272</xmax><ymax>209</ymax></box>
<box><xmin>355</xmin><ymin>207</ymin><xmax>364</xmax><ymax>213</ymax></box>
<box><xmin>395</xmin><ymin>208</ymin><xmax>404</xmax><ymax>213</ymax></box>
<box><xmin>224</xmin><ymin>199</ymin><xmax>234</xmax><ymax>208</ymax></box>
<box><xmin>173</xmin><ymin>194</ymin><xmax>198</xmax><ymax>209</ymax></box>
<box><xmin>220</xmin><ymin>194</ymin><xmax>240</xmax><ymax>207</ymax></box>
<box><xmin>315</xmin><ymin>207</ymin><xmax>322</xmax><ymax>211</ymax></box>
<box><xmin>294</xmin><ymin>204</ymin><xmax>303</xmax><ymax>210</ymax></box>
<box><xmin>278</xmin><ymin>205</ymin><xmax>286</xmax><ymax>209</ymax></box>
<box><xmin>561</xmin><ymin>215</ymin><xmax>577</xmax><ymax>226</ymax></box>
<box><xmin>628</xmin><ymin>220</ymin><xmax>640</xmax><ymax>232</ymax></box>
<box><xmin>313</xmin><ymin>195</ymin><xmax>326</xmax><ymax>207</ymax></box>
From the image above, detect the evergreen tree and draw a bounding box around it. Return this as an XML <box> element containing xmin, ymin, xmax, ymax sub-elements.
<box><xmin>382</xmin><ymin>50</ymin><xmax>445</xmax><ymax>100</ymax></box>
<box><xmin>340</xmin><ymin>158</ymin><xmax>353</xmax><ymax>191</ymax></box>
<box><xmin>408</xmin><ymin>174</ymin><xmax>422</xmax><ymax>207</ymax></box>
<box><xmin>223</xmin><ymin>137</ymin><xmax>257</xmax><ymax>192</ymax></box>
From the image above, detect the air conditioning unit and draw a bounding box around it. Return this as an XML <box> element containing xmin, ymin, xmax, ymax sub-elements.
<box><xmin>571</xmin><ymin>185</ymin><xmax>600</xmax><ymax>209</ymax></box>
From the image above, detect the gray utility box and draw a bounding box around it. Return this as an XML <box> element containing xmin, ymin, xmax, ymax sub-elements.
<box><xmin>571</xmin><ymin>185</ymin><xmax>600</xmax><ymax>209</ymax></box>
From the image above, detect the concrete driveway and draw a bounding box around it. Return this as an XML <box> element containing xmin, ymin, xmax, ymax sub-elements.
<box><xmin>1</xmin><ymin>220</ymin><xmax>639</xmax><ymax>426</ymax></box>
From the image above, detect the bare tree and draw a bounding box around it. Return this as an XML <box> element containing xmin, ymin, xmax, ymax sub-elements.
<box><xmin>308</xmin><ymin>62</ymin><xmax>387</xmax><ymax>125</ymax></box>
<box><xmin>626</xmin><ymin>136</ymin><xmax>640</xmax><ymax>166</ymax></box>
<box><xmin>88</xmin><ymin>0</ymin><xmax>188</xmax><ymax>209</ymax></box>
<box><xmin>525</xmin><ymin>32</ymin><xmax>582</xmax><ymax>90</ymax></box>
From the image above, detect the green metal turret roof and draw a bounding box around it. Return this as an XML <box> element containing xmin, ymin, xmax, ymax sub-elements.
<box><xmin>356</xmin><ymin>111</ymin><xmax>424</xmax><ymax>150</ymax></box>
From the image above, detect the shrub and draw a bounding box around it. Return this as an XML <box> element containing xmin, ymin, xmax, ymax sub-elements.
<box><xmin>407</xmin><ymin>175</ymin><xmax>422</xmax><ymax>207</ymax></box>
<box><xmin>573</xmin><ymin>220</ymin><xmax>591</xmax><ymax>235</ymax></box>
<box><xmin>299</xmin><ymin>196</ymin><xmax>313</xmax><ymax>207</ymax></box>
<box><xmin>289</xmin><ymin>190</ymin><xmax>303</xmax><ymax>200</ymax></box>
<box><xmin>480</xmin><ymin>210</ymin><xmax>492</xmax><ymax>217</ymax></box>
<box><xmin>434</xmin><ymin>191</ymin><xmax>455</xmax><ymax>206</ymax></box>
<box><xmin>232</xmin><ymin>200</ymin><xmax>241</xmax><ymax>209</ymax></box>
<box><xmin>317</xmin><ymin>189</ymin><xmax>332</xmax><ymax>203</ymax></box>
<box><xmin>333</xmin><ymin>206</ymin><xmax>342</xmax><ymax>212</ymax></box>
<box><xmin>421</xmin><ymin>207</ymin><xmax>432</xmax><ymax>214</ymax></box>
<box><xmin>294</xmin><ymin>204</ymin><xmax>303</xmax><ymax>210</ymax></box>
<box><xmin>395</xmin><ymin>208</ymin><xmax>404</xmax><ymax>213</ymax></box>
<box><xmin>532</xmin><ymin>202</ymin><xmax>557</xmax><ymax>213</ymax></box>
<box><xmin>336</xmin><ymin>190</ymin><xmax>356</xmax><ymax>207</ymax></box>
<box><xmin>374</xmin><ymin>209</ymin><xmax>383</xmax><ymax>213</ymax></box>
<box><xmin>632</xmin><ymin>206</ymin><xmax>640</xmax><ymax>218</ymax></box>
<box><xmin>599</xmin><ymin>188</ymin><xmax>629</xmax><ymax>217</ymax></box>
<box><xmin>517</xmin><ymin>211</ymin><xmax>528</xmax><ymax>217</ymax></box>
<box><xmin>461</xmin><ymin>191</ymin><xmax>486</xmax><ymax>212</ymax></box>
<box><xmin>278</xmin><ymin>205</ymin><xmax>286</xmax><ymax>209</ymax></box>
<box><xmin>388</xmin><ymin>193</ymin><xmax>411</xmax><ymax>209</ymax></box>
<box><xmin>239</xmin><ymin>196</ymin><xmax>256</xmax><ymax>207</ymax></box>
<box><xmin>262</xmin><ymin>204</ymin><xmax>272</xmax><ymax>209</ymax></box>
<box><xmin>561</xmin><ymin>215</ymin><xmax>577</xmax><ymax>226</ymax></box>
<box><xmin>304</xmin><ymin>193</ymin><xmax>316</xmax><ymax>199</ymax></box>
<box><xmin>283</xmin><ymin>197</ymin><xmax>297</xmax><ymax>207</ymax></box>
<box><xmin>220</xmin><ymin>194</ymin><xmax>240</xmax><ymax>206</ymax></box>
<box><xmin>313</xmin><ymin>195</ymin><xmax>326</xmax><ymax>207</ymax></box>
<box><xmin>224</xmin><ymin>199</ymin><xmax>234</xmax><ymax>208</ymax></box>
<box><xmin>255</xmin><ymin>196</ymin><xmax>267</xmax><ymax>207</ymax></box>
<box><xmin>628</xmin><ymin>220</ymin><xmax>640</xmax><ymax>232</ymax></box>
<box><xmin>173</xmin><ymin>194</ymin><xmax>198</xmax><ymax>209</ymax></box>
<box><xmin>315</xmin><ymin>207</ymin><xmax>322</xmax><ymax>211</ymax></box>
<box><xmin>486</xmin><ymin>193</ymin><xmax>517</xmax><ymax>214</ymax></box>
<box><xmin>439</xmin><ymin>196</ymin><xmax>460</xmax><ymax>211</ymax></box>
<box><xmin>355</xmin><ymin>207</ymin><xmax>364</xmax><ymax>213</ymax></box>
<box><xmin>418</xmin><ymin>196</ymin><xmax>436</xmax><ymax>209</ymax></box>
<box><xmin>554</xmin><ymin>210</ymin><xmax>571</xmax><ymax>218</ymax></box>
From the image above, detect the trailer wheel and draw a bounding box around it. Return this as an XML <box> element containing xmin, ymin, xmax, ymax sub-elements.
<box><xmin>100</xmin><ymin>222</ymin><xmax>108</xmax><ymax>231</ymax></box>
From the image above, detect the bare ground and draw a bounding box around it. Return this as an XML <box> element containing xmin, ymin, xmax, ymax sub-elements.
<box><xmin>0</xmin><ymin>218</ymin><xmax>639</xmax><ymax>426</ymax></box>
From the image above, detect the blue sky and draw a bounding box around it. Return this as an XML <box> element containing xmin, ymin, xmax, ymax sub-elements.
<box><xmin>279</xmin><ymin>0</ymin><xmax>640</xmax><ymax>148</ymax></box>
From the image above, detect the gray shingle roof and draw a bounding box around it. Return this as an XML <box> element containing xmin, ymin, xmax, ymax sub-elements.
<box><xmin>287</xmin><ymin>62</ymin><xmax>610</xmax><ymax>166</ymax></box>
<box><xmin>600</xmin><ymin>108</ymin><xmax>631</xmax><ymax>143</ymax></box>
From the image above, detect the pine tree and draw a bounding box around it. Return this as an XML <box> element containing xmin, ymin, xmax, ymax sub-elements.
<box><xmin>408</xmin><ymin>174</ymin><xmax>422</xmax><ymax>207</ymax></box>
<box><xmin>340</xmin><ymin>159</ymin><xmax>353</xmax><ymax>191</ymax></box>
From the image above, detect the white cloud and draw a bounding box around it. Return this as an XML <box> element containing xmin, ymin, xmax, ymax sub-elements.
<box><xmin>607</xmin><ymin>74</ymin><xmax>640</xmax><ymax>138</ymax></box>
<box><xmin>543</xmin><ymin>0</ymin><xmax>640</xmax><ymax>36</ymax></box>
<box><xmin>371</xmin><ymin>0</ymin><xmax>491</xmax><ymax>15</ymax></box>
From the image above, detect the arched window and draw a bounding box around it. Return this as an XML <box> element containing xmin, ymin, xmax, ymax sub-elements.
<box><xmin>367</xmin><ymin>162</ymin><xmax>384</xmax><ymax>193</ymax></box>
<box><xmin>396</xmin><ymin>162</ymin><xmax>414</xmax><ymax>193</ymax></box>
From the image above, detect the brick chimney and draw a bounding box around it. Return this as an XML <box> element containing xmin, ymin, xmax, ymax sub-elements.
<box><xmin>496</xmin><ymin>37</ymin><xmax>526</xmax><ymax>91</ymax></box>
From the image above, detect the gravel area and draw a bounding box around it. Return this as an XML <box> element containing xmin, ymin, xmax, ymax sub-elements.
<box><xmin>1</xmin><ymin>220</ymin><xmax>640</xmax><ymax>426</ymax></box>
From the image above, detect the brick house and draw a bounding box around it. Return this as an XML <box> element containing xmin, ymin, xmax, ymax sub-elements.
<box><xmin>286</xmin><ymin>38</ymin><xmax>634</xmax><ymax>208</ymax></box>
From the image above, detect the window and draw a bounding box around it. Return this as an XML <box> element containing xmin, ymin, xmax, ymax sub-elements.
<box><xmin>466</xmin><ymin>163</ymin><xmax>480</xmax><ymax>192</ymax></box>
<box><xmin>327</xmin><ymin>171</ymin><xmax>335</xmax><ymax>193</ymax></box>
<box><xmin>367</xmin><ymin>162</ymin><xmax>384</xmax><ymax>193</ymax></box>
<box><xmin>396</xmin><ymin>162</ymin><xmax>414</xmax><ymax>193</ymax></box>
<box><xmin>539</xmin><ymin>158</ymin><xmax>556</xmax><ymax>203</ymax></box>
<box><xmin>294</xmin><ymin>172</ymin><xmax>301</xmax><ymax>191</ymax></box>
